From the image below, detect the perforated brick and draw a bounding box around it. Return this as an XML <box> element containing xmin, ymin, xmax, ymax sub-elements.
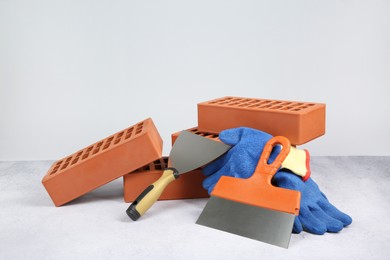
<box><xmin>124</xmin><ymin>157</ymin><xmax>208</xmax><ymax>202</ymax></box>
<box><xmin>171</xmin><ymin>127</ymin><xmax>220</xmax><ymax>145</ymax></box>
<box><xmin>198</xmin><ymin>96</ymin><xmax>325</xmax><ymax>145</ymax></box>
<box><xmin>42</xmin><ymin>118</ymin><xmax>163</xmax><ymax>206</ymax></box>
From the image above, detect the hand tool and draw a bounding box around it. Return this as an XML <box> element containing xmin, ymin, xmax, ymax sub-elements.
<box><xmin>196</xmin><ymin>136</ymin><xmax>300</xmax><ymax>248</ymax></box>
<box><xmin>126</xmin><ymin>131</ymin><xmax>231</xmax><ymax>221</ymax></box>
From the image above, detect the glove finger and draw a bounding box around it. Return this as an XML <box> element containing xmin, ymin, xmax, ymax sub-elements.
<box><xmin>273</xmin><ymin>170</ymin><xmax>303</xmax><ymax>189</ymax></box>
<box><xmin>202</xmin><ymin>154</ymin><xmax>228</xmax><ymax>177</ymax></box>
<box><xmin>292</xmin><ymin>216</ymin><xmax>303</xmax><ymax>234</ymax></box>
<box><xmin>202</xmin><ymin>162</ymin><xmax>236</xmax><ymax>194</ymax></box>
<box><xmin>268</xmin><ymin>145</ymin><xmax>281</xmax><ymax>164</ymax></box>
<box><xmin>311</xmin><ymin>206</ymin><xmax>344</xmax><ymax>233</ymax></box>
<box><xmin>318</xmin><ymin>199</ymin><xmax>353</xmax><ymax>227</ymax></box>
<box><xmin>219</xmin><ymin>128</ymin><xmax>244</xmax><ymax>146</ymax></box>
<box><xmin>202</xmin><ymin>173</ymin><xmax>222</xmax><ymax>194</ymax></box>
<box><xmin>299</xmin><ymin>207</ymin><xmax>327</xmax><ymax>235</ymax></box>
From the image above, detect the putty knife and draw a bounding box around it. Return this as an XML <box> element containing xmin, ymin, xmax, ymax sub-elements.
<box><xmin>196</xmin><ymin>136</ymin><xmax>300</xmax><ymax>248</ymax></box>
<box><xmin>126</xmin><ymin>131</ymin><xmax>231</xmax><ymax>221</ymax></box>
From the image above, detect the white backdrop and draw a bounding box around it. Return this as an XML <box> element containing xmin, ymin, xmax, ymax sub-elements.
<box><xmin>1</xmin><ymin>0</ymin><xmax>389</xmax><ymax>160</ymax></box>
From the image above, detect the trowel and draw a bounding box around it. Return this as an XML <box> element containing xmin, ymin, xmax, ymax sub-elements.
<box><xmin>126</xmin><ymin>131</ymin><xmax>231</xmax><ymax>221</ymax></box>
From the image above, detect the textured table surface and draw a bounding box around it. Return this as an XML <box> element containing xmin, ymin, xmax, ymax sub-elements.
<box><xmin>1</xmin><ymin>157</ymin><xmax>389</xmax><ymax>260</ymax></box>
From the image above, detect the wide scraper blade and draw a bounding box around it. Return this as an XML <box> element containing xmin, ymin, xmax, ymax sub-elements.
<box><xmin>196</xmin><ymin>196</ymin><xmax>295</xmax><ymax>248</ymax></box>
<box><xmin>169</xmin><ymin>131</ymin><xmax>230</xmax><ymax>175</ymax></box>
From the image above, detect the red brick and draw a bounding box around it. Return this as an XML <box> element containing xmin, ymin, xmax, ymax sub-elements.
<box><xmin>42</xmin><ymin>118</ymin><xmax>163</xmax><ymax>206</ymax></box>
<box><xmin>198</xmin><ymin>96</ymin><xmax>325</xmax><ymax>145</ymax></box>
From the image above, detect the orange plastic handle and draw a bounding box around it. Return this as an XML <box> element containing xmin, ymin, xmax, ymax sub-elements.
<box><xmin>212</xmin><ymin>135</ymin><xmax>300</xmax><ymax>215</ymax></box>
<box><xmin>253</xmin><ymin>136</ymin><xmax>291</xmax><ymax>180</ymax></box>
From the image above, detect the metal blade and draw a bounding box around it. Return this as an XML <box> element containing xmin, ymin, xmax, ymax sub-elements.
<box><xmin>196</xmin><ymin>196</ymin><xmax>295</xmax><ymax>248</ymax></box>
<box><xmin>169</xmin><ymin>131</ymin><xmax>230</xmax><ymax>175</ymax></box>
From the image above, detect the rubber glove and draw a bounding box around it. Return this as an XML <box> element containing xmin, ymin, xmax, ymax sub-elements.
<box><xmin>202</xmin><ymin>127</ymin><xmax>280</xmax><ymax>194</ymax></box>
<box><xmin>272</xmin><ymin>170</ymin><xmax>352</xmax><ymax>234</ymax></box>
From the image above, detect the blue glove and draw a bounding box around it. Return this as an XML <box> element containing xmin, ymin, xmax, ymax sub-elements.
<box><xmin>272</xmin><ymin>170</ymin><xmax>352</xmax><ymax>234</ymax></box>
<box><xmin>202</xmin><ymin>127</ymin><xmax>280</xmax><ymax>194</ymax></box>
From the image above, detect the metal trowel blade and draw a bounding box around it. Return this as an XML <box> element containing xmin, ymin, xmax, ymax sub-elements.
<box><xmin>169</xmin><ymin>131</ymin><xmax>230</xmax><ymax>175</ymax></box>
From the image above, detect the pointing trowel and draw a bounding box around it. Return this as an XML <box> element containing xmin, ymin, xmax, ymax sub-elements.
<box><xmin>126</xmin><ymin>131</ymin><xmax>231</xmax><ymax>221</ymax></box>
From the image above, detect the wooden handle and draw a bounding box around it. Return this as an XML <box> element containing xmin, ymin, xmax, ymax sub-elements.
<box><xmin>126</xmin><ymin>168</ymin><xmax>179</xmax><ymax>221</ymax></box>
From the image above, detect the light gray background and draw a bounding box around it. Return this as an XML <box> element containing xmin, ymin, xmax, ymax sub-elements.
<box><xmin>1</xmin><ymin>0</ymin><xmax>389</xmax><ymax>160</ymax></box>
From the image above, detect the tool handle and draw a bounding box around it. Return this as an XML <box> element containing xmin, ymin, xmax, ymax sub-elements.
<box><xmin>254</xmin><ymin>136</ymin><xmax>291</xmax><ymax>178</ymax></box>
<box><xmin>126</xmin><ymin>168</ymin><xmax>179</xmax><ymax>221</ymax></box>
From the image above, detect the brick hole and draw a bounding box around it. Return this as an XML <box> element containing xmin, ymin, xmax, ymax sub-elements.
<box><xmin>293</xmin><ymin>108</ymin><xmax>301</xmax><ymax>111</ymax></box>
<box><xmin>82</xmin><ymin>153</ymin><xmax>90</xmax><ymax>160</ymax></box>
<box><xmin>71</xmin><ymin>157</ymin><xmax>79</xmax><ymax>165</ymax></box>
<box><xmin>135</xmin><ymin>125</ymin><xmax>143</xmax><ymax>135</ymax></box>
<box><xmin>268</xmin><ymin>101</ymin><xmax>279</xmax><ymax>106</ymax></box>
<box><xmin>125</xmin><ymin>128</ymin><xmax>134</xmax><ymax>139</ymax></box>
<box><xmin>308</xmin><ymin>103</ymin><xmax>315</xmax><ymax>106</ymax></box>
<box><xmin>61</xmin><ymin>163</ymin><xmax>69</xmax><ymax>170</ymax></box>
<box><xmin>214</xmin><ymin>99</ymin><xmax>226</xmax><ymax>104</ymax></box>
<box><xmin>259</xmin><ymin>104</ymin><xmax>272</xmax><ymax>108</ymax></box>
<box><xmin>51</xmin><ymin>165</ymin><xmax>60</xmax><ymax>174</ymax></box>
<box><xmin>135</xmin><ymin>165</ymin><xmax>150</xmax><ymax>172</ymax></box>
<box><xmin>238</xmin><ymin>103</ymin><xmax>250</xmax><ymax>107</ymax></box>
<box><xmin>102</xmin><ymin>143</ymin><xmax>110</xmax><ymax>150</ymax></box>
<box><xmin>223</xmin><ymin>97</ymin><xmax>234</xmax><ymax>101</ymax></box>
<box><xmin>114</xmin><ymin>131</ymin><xmax>124</xmax><ymax>144</ymax></box>
<box><xmin>155</xmin><ymin>164</ymin><xmax>162</xmax><ymax>170</ymax></box>
<box><xmin>86</xmin><ymin>146</ymin><xmax>93</xmax><ymax>152</ymax></box>
<box><xmin>92</xmin><ymin>147</ymin><xmax>100</xmax><ymax>155</ymax></box>
<box><xmin>161</xmin><ymin>159</ymin><xmax>168</xmax><ymax>168</ymax></box>
<box><xmin>271</xmin><ymin>105</ymin><xmax>283</xmax><ymax>109</ymax></box>
<box><xmin>56</xmin><ymin>160</ymin><xmax>63</xmax><ymax>166</ymax></box>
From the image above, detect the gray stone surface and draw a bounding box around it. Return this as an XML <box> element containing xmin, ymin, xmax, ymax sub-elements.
<box><xmin>0</xmin><ymin>157</ymin><xmax>389</xmax><ymax>259</ymax></box>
